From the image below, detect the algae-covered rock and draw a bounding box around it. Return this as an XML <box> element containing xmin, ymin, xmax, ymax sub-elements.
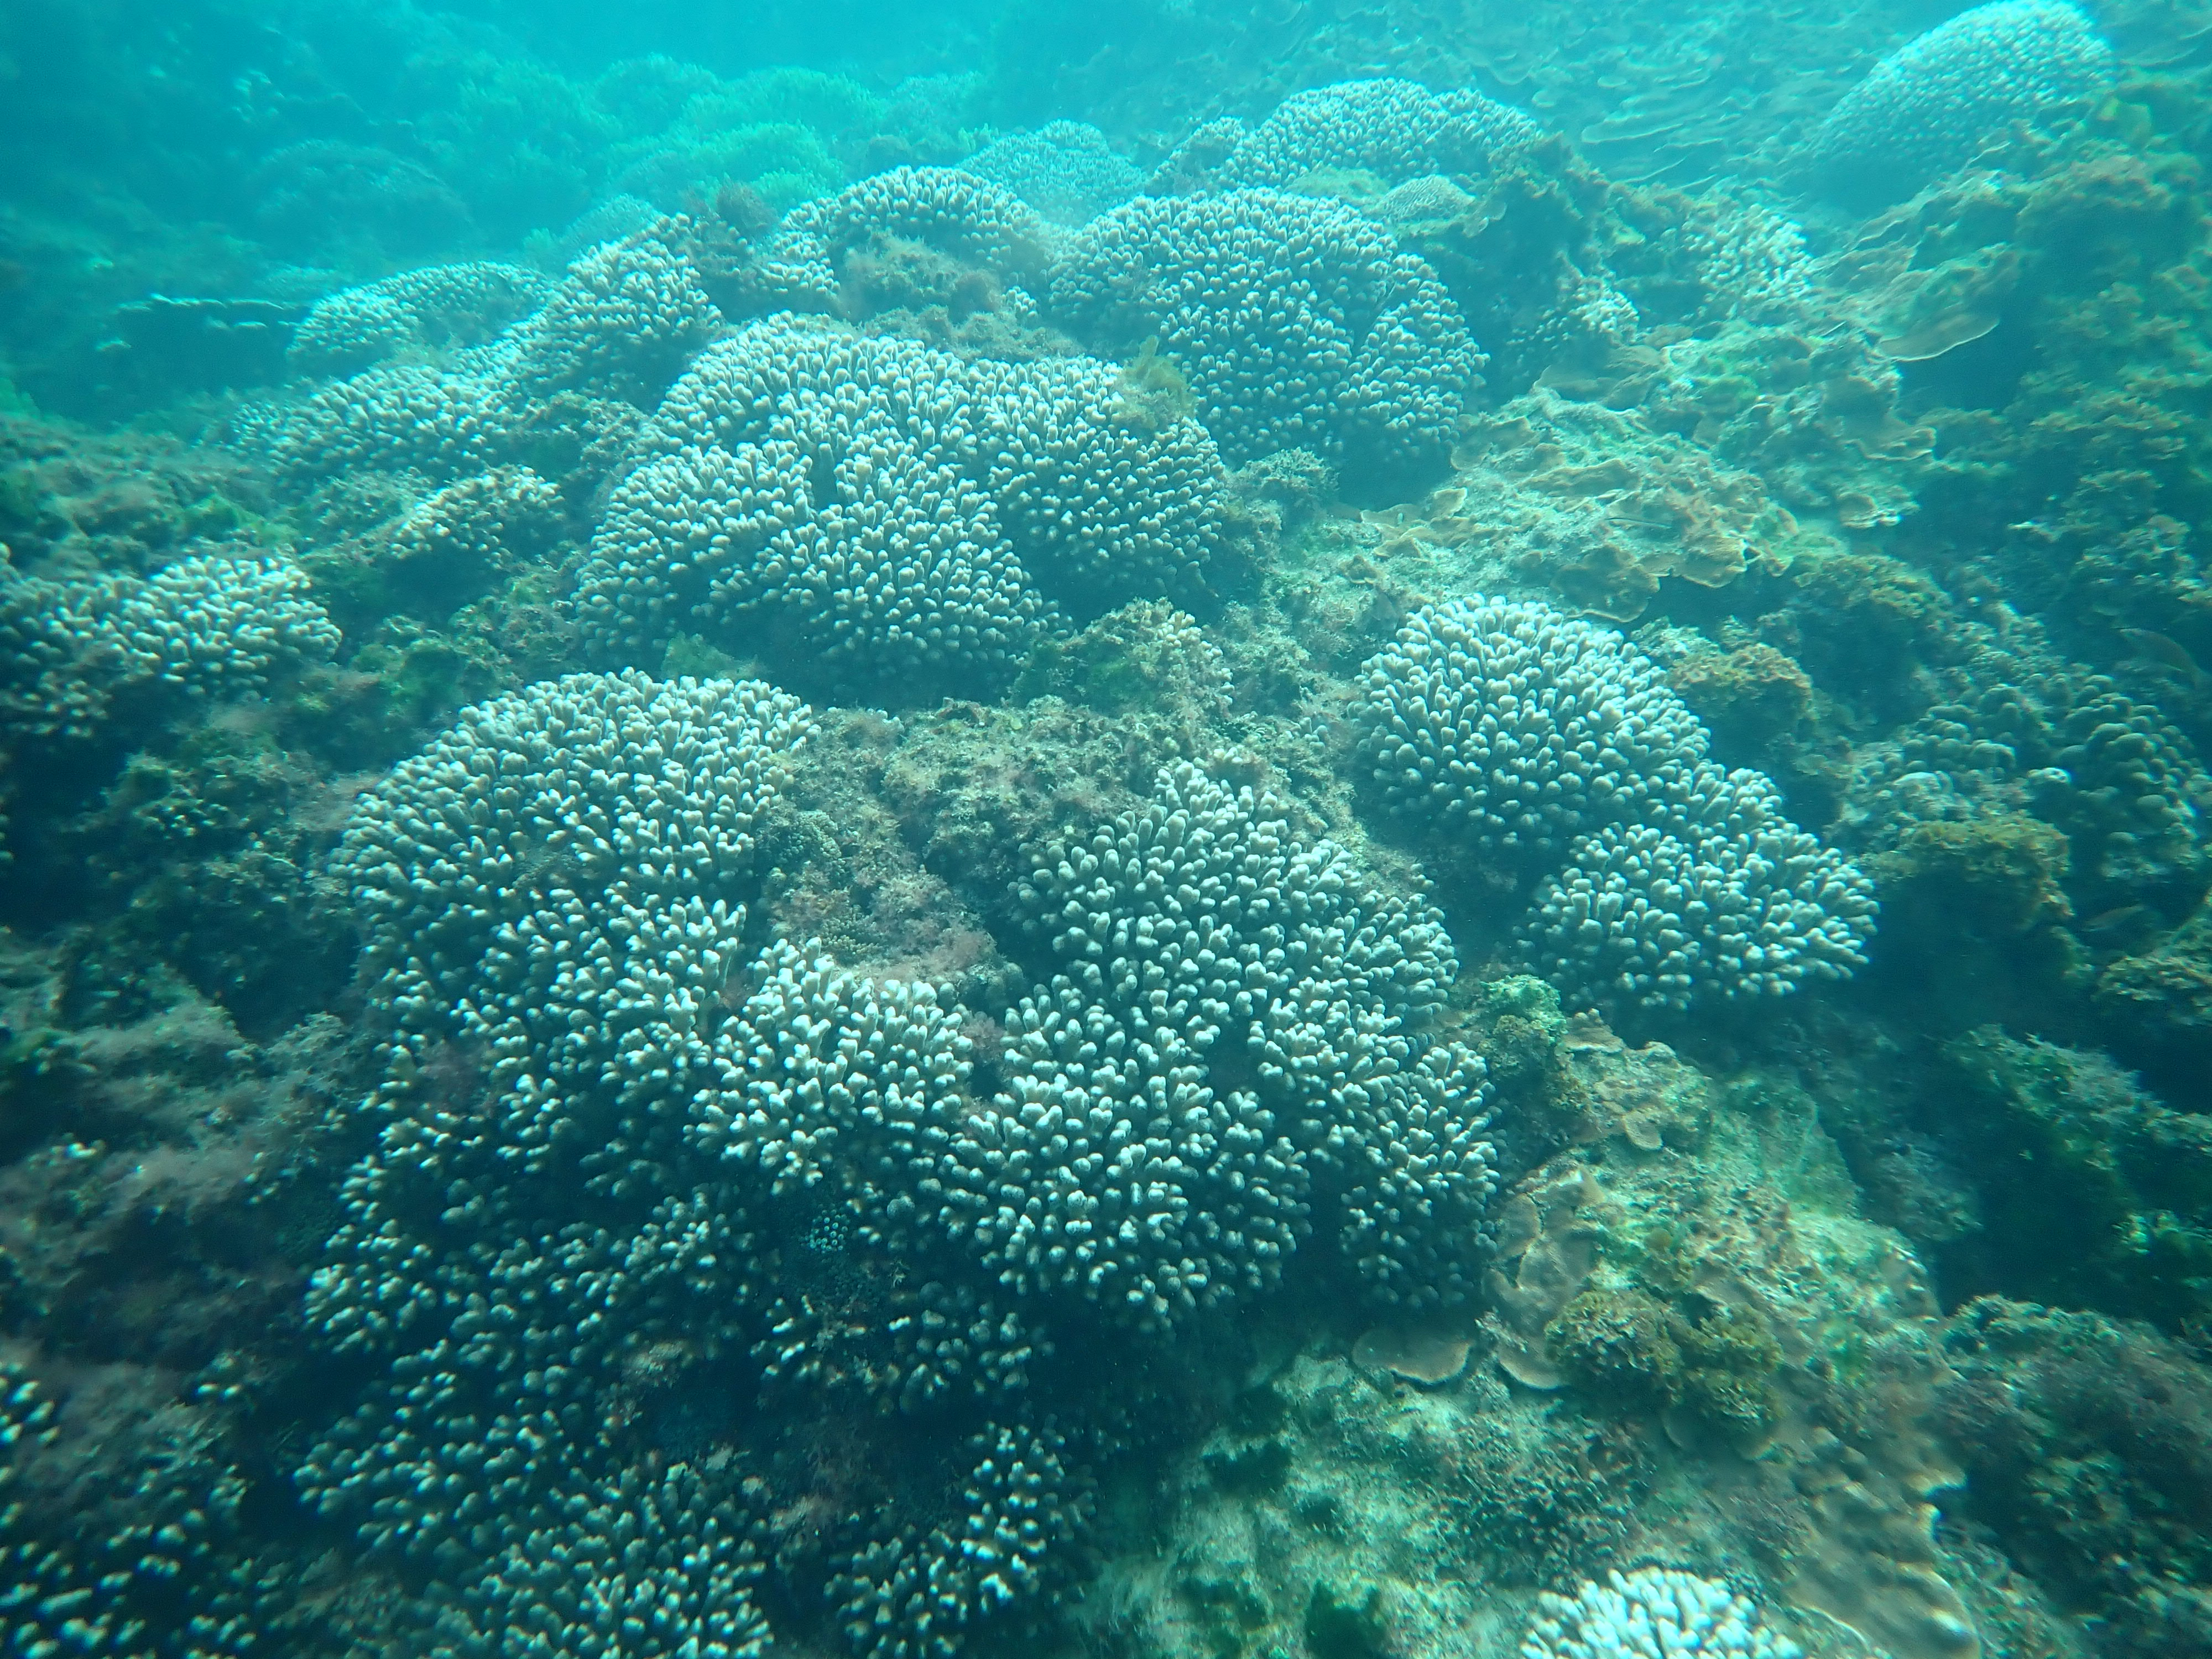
<box><xmin>1670</xmin><ymin>643</ymin><xmax>1813</xmax><ymax>755</ymax></box>
<box><xmin>1933</xmin><ymin>1028</ymin><xmax>2212</xmax><ymax>1335</ymax></box>
<box><xmin>1866</xmin><ymin>815</ymin><xmax>2090</xmax><ymax>1032</ymax></box>
<box><xmin>1547</xmin><ymin>1286</ymin><xmax>1687</xmax><ymax>1411</ymax></box>
<box><xmin>2098</xmin><ymin>888</ymin><xmax>2212</xmax><ymax>1098</ymax></box>
<box><xmin>1938</xmin><ymin>1297</ymin><xmax>2212</xmax><ymax>1658</ymax></box>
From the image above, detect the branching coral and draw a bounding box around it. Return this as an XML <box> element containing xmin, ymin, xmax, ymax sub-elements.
<box><xmin>966</xmin><ymin>122</ymin><xmax>1145</xmax><ymax>226</ymax></box>
<box><xmin>1051</xmin><ymin>189</ymin><xmax>1481</xmax><ymax>478</ymax></box>
<box><xmin>305</xmin><ymin>669</ymin><xmax>1505</xmax><ymax>1659</ymax></box>
<box><xmin>1359</xmin><ymin>596</ymin><xmax>1874</xmax><ymax>1012</ymax></box>
<box><xmin>1219</xmin><ymin>77</ymin><xmax>1539</xmax><ymax>190</ymax></box>
<box><xmin>0</xmin><ymin>552</ymin><xmax>340</xmax><ymax>743</ymax></box>
<box><xmin>507</xmin><ymin>228</ymin><xmax>724</xmax><ymax>400</ymax></box>
<box><xmin>268</xmin><ymin>218</ymin><xmax>724</xmax><ymax>485</ymax></box>
<box><xmin>573</xmin><ymin>314</ymin><xmax>1227</xmax><ymax>699</ymax></box>
<box><xmin>288</xmin><ymin>262</ymin><xmax>554</xmax><ymax>377</ymax></box>
<box><xmin>1522</xmin><ymin>1567</ymin><xmax>1802</xmax><ymax>1659</ymax></box>
<box><xmin>1006</xmin><ymin>761</ymin><xmax>1498</xmax><ymax>1313</ymax></box>
<box><xmin>755</xmin><ymin>166</ymin><xmax>1056</xmax><ymax>315</ymax></box>
<box><xmin>305</xmin><ymin>669</ymin><xmax>811</xmax><ymax>1631</ymax></box>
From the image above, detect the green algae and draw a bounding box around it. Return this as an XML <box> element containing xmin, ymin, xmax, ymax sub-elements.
<box><xmin>1115</xmin><ymin>336</ymin><xmax>1199</xmax><ymax>432</ymax></box>
<box><xmin>1546</xmin><ymin>1277</ymin><xmax>1785</xmax><ymax>1442</ymax></box>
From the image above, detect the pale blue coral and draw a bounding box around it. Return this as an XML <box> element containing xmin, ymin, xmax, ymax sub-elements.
<box><xmin>1051</xmin><ymin>189</ymin><xmax>1480</xmax><ymax>471</ymax></box>
<box><xmin>1006</xmin><ymin>761</ymin><xmax>1497</xmax><ymax>1314</ymax></box>
<box><xmin>1219</xmin><ymin>77</ymin><xmax>1540</xmax><ymax>189</ymax></box>
<box><xmin>1523</xmin><ymin>1568</ymin><xmax>1802</xmax><ymax>1659</ymax></box>
<box><xmin>1359</xmin><ymin>596</ymin><xmax>1707</xmax><ymax>852</ymax></box>
<box><xmin>306</xmin><ymin>669</ymin><xmax>811</xmax><ymax>1631</ymax></box>
<box><xmin>762</xmin><ymin>165</ymin><xmax>1053</xmax><ymax>305</ymax></box>
<box><xmin>966</xmin><ymin>122</ymin><xmax>1145</xmax><ymax>225</ymax></box>
<box><xmin>1361</xmin><ymin>597</ymin><xmax>1875</xmax><ymax>1013</ymax></box>
<box><xmin>506</xmin><ymin>228</ymin><xmax>723</xmax><ymax>398</ymax></box>
<box><xmin>827</xmin><ymin>1423</ymin><xmax>1087</xmax><ymax>1659</ymax></box>
<box><xmin>1</xmin><ymin>551</ymin><xmax>340</xmax><ymax>740</ymax></box>
<box><xmin>574</xmin><ymin>313</ymin><xmax>1227</xmax><ymax>695</ymax></box>
<box><xmin>310</xmin><ymin>674</ymin><xmax>1066</xmax><ymax>1658</ymax></box>
<box><xmin>271</xmin><ymin>222</ymin><xmax>722</xmax><ymax>482</ymax></box>
<box><xmin>288</xmin><ymin>260</ymin><xmax>553</xmax><ymax>376</ymax></box>
<box><xmin>306</xmin><ymin>674</ymin><xmax>1515</xmax><ymax>1659</ymax></box>
<box><xmin>1804</xmin><ymin>0</ymin><xmax>2115</xmax><ymax>193</ymax></box>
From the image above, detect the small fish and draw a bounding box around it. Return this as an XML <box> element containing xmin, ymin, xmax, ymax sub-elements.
<box><xmin>2119</xmin><ymin>627</ymin><xmax>2209</xmax><ymax>688</ymax></box>
<box><xmin>2079</xmin><ymin>904</ymin><xmax>2152</xmax><ymax>937</ymax></box>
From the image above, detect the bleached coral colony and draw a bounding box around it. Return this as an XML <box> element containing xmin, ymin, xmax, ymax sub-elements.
<box><xmin>1521</xmin><ymin>1569</ymin><xmax>1802</xmax><ymax>1659</ymax></box>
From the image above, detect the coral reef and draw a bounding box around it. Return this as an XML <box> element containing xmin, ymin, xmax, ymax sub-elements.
<box><xmin>0</xmin><ymin>1361</ymin><xmax>264</xmax><ymax>1659</ymax></box>
<box><xmin>10</xmin><ymin>3</ymin><xmax>2212</xmax><ymax>1656</ymax></box>
<box><xmin>295</xmin><ymin>666</ymin><xmax>1504</xmax><ymax>1659</ymax></box>
<box><xmin>1089</xmin><ymin>1004</ymin><xmax>1990</xmax><ymax>1659</ymax></box>
<box><xmin>827</xmin><ymin>1421</ymin><xmax>1089</xmax><ymax>1659</ymax></box>
<box><xmin>304</xmin><ymin>669</ymin><xmax>808</xmax><ymax>1636</ymax></box>
<box><xmin>1882</xmin><ymin>646</ymin><xmax>2210</xmax><ymax>918</ymax></box>
<box><xmin>505</xmin><ymin>228</ymin><xmax>724</xmax><ymax>400</ymax></box>
<box><xmin>269</xmin><ymin>361</ymin><xmax>518</xmax><ymax>485</ymax></box>
<box><xmin>1423</xmin><ymin>395</ymin><xmax>1818</xmax><ymax>624</ymax></box>
<box><xmin>264</xmin><ymin>217</ymin><xmax>721</xmax><ymax>489</ymax></box>
<box><xmin>2097</xmin><ymin>889</ymin><xmax>2212</xmax><ymax>1096</ymax></box>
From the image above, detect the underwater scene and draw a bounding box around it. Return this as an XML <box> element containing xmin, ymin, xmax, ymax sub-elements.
<box><xmin>5</xmin><ymin>0</ymin><xmax>2212</xmax><ymax>1655</ymax></box>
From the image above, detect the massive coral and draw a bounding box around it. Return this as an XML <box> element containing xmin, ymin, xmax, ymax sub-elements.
<box><xmin>1802</xmin><ymin>0</ymin><xmax>2115</xmax><ymax>201</ymax></box>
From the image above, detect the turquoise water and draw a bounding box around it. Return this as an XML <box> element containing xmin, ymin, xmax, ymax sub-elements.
<box><xmin>1</xmin><ymin>3</ymin><xmax>2209</xmax><ymax>1657</ymax></box>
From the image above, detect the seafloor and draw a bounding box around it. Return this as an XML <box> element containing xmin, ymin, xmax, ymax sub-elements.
<box><xmin>2</xmin><ymin>2</ymin><xmax>2210</xmax><ymax>1657</ymax></box>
